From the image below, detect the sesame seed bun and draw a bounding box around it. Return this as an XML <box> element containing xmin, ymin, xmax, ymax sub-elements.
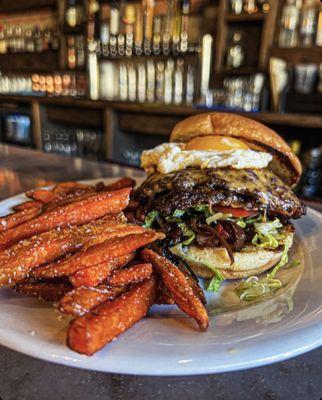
<box><xmin>170</xmin><ymin>113</ymin><xmax>302</xmax><ymax>186</ymax></box>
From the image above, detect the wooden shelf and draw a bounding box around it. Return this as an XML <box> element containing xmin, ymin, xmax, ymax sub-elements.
<box><xmin>0</xmin><ymin>0</ymin><xmax>56</xmax><ymax>13</ymax></box>
<box><xmin>0</xmin><ymin>94</ymin><xmax>321</xmax><ymax>129</ymax></box>
<box><xmin>222</xmin><ymin>66</ymin><xmax>261</xmax><ymax>75</ymax></box>
<box><xmin>0</xmin><ymin>51</ymin><xmax>59</xmax><ymax>73</ymax></box>
<box><xmin>270</xmin><ymin>46</ymin><xmax>322</xmax><ymax>64</ymax></box>
<box><xmin>225</xmin><ymin>12</ymin><xmax>266</xmax><ymax>22</ymax></box>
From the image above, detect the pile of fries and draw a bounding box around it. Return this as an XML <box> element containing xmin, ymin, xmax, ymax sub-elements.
<box><xmin>0</xmin><ymin>178</ymin><xmax>209</xmax><ymax>356</ymax></box>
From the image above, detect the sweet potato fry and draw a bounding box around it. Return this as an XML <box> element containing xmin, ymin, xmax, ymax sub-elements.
<box><xmin>178</xmin><ymin>263</ymin><xmax>207</xmax><ymax>305</ymax></box>
<box><xmin>107</xmin><ymin>263</ymin><xmax>153</xmax><ymax>287</ymax></box>
<box><xmin>105</xmin><ymin>177</ymin><xmax>136</xmax><ymax>191</ymax></box>
<box><xmin>141</xmin><ymin>249</ymin><xmax>209</xmax><ymax>332</ymax></box>
<box><xmin>0</xmin><ymin>207</ymin><xmax>42</xmax><ymax>232</ymax></box>
<box><xmin>69</xmin><ymin>253</ymin><xmax>135</xmax><ymax>287</ymax></box>
<box><xmin>0</xmin><ymin>215</ymin><xmax>126</xmax><ymax>287</ymax></box>
<box><xmin>13</xmin><ymin>201</ymin><xmax>43</xmax><ymax>212</ymax></box>
<box><xmin>57</xmin><ymin>285</ymin><xmax>127</xmax><ymax>316</ymax></box>
<box><xmin>14</xmin><ymin>281</ymin><xmax>71</xmax><ymax>302</ymax></box>
<box><xmin>0</xmin><ymin>188</ymin><xmax>131</xmax><ymax>250</ymax></box>
<box><xmin>67</xmin><ymin>277</ymin><xmax>157</xmax><ymax>355</ymax></box>
<box><xmin>53</xmin><ymin>181</ymin><xmax>91</xmax><ymax>193</ymax></box>
<box><xmin>34</xmin><ymin>230</ymin><xmax>164</xmax><ymax>279</ymax></box>
<box><xmin>26</xmin><ymin>188</ymin><xmax>56</xmax><ymax>204</ymax></box>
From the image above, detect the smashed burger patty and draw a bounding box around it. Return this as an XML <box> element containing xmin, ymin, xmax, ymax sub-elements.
<box><xmin>134</xmin><ymin>167</ymin><xmax>306</xmax><ymax>219</ymax></box>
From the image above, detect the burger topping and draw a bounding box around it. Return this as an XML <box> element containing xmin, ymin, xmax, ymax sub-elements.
<box><xmin>134</xmin><ymin>167</ymin><xmax>306</xmax><ymax>219</ymax></box>
<box><xmin>141</xmin><ymin>143</ymin><xmax>273</xmax><ymax>175</ymax></box>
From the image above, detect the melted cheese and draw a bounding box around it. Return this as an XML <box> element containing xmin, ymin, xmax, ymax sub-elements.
<box><xmin>141</xmin><ymin>143</ymin><xmax>273</xmax><ymax>175</ymax></box>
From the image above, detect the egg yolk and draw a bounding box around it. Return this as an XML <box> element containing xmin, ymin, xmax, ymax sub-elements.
<box><xmin>185</xmin><ymin>136</ymin><xmax>249</xmax><ymax>151</ymax></box>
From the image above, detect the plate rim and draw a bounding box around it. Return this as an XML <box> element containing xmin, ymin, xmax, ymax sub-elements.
<box><xmin>0</xmin><ymin>180</ymin><xmax>321</xmax><ymax>376</ymax></box>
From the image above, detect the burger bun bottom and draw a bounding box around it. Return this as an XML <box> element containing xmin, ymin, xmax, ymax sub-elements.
<box><xmin>171</xmin><ymin>233</ymin><xmax>293</xmax><ymax>279</ymax></box>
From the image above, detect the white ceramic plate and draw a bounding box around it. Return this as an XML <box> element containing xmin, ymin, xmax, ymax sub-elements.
<box><xmin>0</xmin><ymin>179</ymin><xmax>321</xmax><ymax>376</ymax></box>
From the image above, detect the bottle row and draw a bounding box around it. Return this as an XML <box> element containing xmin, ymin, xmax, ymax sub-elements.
<box><xmin>229</xmin><ymin>0</ymin><xmax>270</xmax><ymax>14</ymax></box>
<box><xmin>89</xmin><ymin>0</ymin><xmax>201</xmax><ymax>57</ymax></box>
<box><xmin>279</xmin><ymin>0</ymin><xmax>322</xmax><ymax>48</ymax></box>
<box><xmin>0</xmin><ymin>72</ymin><xmax>87</xmax><ymax>97</ymax></box>
<box><xmin>0</xmin><ymin>24</ymin><xmax>60</xmax><ymax>54</ymax></box>
<box><xmin>97</xmin><ymin>58</ymin><xmax>196</xmax><ymax>105</ymax></box>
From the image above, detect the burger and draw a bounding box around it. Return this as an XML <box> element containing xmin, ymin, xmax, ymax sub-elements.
<box><xmin>130</xmin><ymin>113</ymin><xmax>306</xmax><ymax>290</ymax></box>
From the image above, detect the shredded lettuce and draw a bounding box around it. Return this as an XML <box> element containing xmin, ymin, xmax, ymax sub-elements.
<box><xmin>236</xmin><ymin>234</ymin><xmax>293</xmax><ymax>301</ymax></box>
<box><xmin>268</xmin><ymin>234</ymin><xmax>293</xmax><ymax>278</ymax></box>
<box><xmin>206</xmin><ymin>212</ymin><xmax>232</xmax><ymax>225</ymax></box>
<box><xmin>252</xmin><ymin>218</ymin><xmax>285</xmax><ymax>249</ymax></box>
<box><xmin>207</xmin><ymin>270</ymin><xmax>225</xmax><ymax>292</ymax></box>
<box><xmin>236</xmin><ymin>219</ymin><xmax>246</xmax><ymax>228</ymax></box>
<box><xmin>177</xmin><ymin>222</ymin><xmax>195</xmax><ymax>245</ymax></box>
<box><xmin>143</xmin><ymin>210</ymin><xmax>160</xmax><ymax>228</ymax></box>
<box><xmin>235</xmin><ymin>275</ymin><xmax>283</xmax><ymax>301</ymax></box>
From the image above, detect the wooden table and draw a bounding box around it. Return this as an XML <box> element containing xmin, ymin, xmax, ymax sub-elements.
<box><xmin>0</xmin><ymin>144</ymin><xmax>321</xmax><ymax>400</ymax></box>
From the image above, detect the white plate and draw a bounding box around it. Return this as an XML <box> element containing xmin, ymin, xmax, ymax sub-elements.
<box><xmin>0</xmin><ymin>179</ymin><xmax>321</xmax><ymax>376</ymax></box>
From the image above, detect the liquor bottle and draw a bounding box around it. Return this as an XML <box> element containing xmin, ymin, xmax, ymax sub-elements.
<box><xmin>25</xmin><ymin>28</ymin><xmax>35</xmax><ymax>52</ymax></box>
<box><xmin>66</xmin><ymin>0</ymin><xmax>78</xmax><ymax>28</ymax></box>
<box><xmin>171</xmin><ymin>0</ymin><xmax>181</xmax><ymax>53</ymax></box>
<box><xmin>180</xmin><ymin>0</ymin><xmax>190</xmax><ymax>53</ymax></box>
<box><xmin>317</xmin><ymin>10</ymin><xmax>322</xmax><ymax>46</ymax></box>
<box><xmin>135</xmin><ymin>3</ymin><xmax>144</xmax><ymax>54</ymax></box>
<box><xmin>300</xmin><ymin>5</ymin><xmax>317</xmax><ymax>47</ymax></box>
<box><xmin>110</xmin><ymin>0</ymin><xmax>120</xmax><ymax>56</ymax></box>
<box><xmin>33</xmin><ymin>26</ymin><xmax>44</xmax><ymax>53</ymax></box>
<box><xmin>75</xmin><ymin>34</ymin><xmax>85</xmax><ymax>67</ymax></box>
<box><xmin>100</xmin><ymin>3</ymin><xmax>110</xmax><ymax>56</ymax></box>
<box><xmin>279</xmin><ymin>0</ymin><xmax>301</xmax><ymax>48</ymax></box>
<box><xmin>0</xmin><ymin>27</ymin><xmax>7</xmax><ymax>54</ymax></box>
<box><xmin>67</xmin><ymin>35</ymin><xmax>76</xmax><ymax>69</ymax></box>
<box><xmin>152</xmin><ymin>15</ymin><xmax>162</xmax><ymax>54</ymax></box>
<box><xmin>226</xmin><ymin>31</ymin><xmax>244</xmax><ymax>69</ymax></box>
<box><xmin>123</xmin><ymin>4</ymin><xmax>135</xmax><ymax>56</ymax></box>
<box><xmin>230</xmin><ymin>0</ymin><xmax>243</xmax><ymax>14</ymax></box>
<box><xmin>243</xmin><ymin>0</ymin><xmax>258</xmax><ymax>14</ymax></box>
<box><xmin>143</xmin><ymin>0</ymin><xmax>154</xmax><ymax>55</ymax></box>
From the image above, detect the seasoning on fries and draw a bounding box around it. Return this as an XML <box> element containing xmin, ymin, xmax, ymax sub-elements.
<box><xmin>0</xmin><ymin>188</ymin><xmax>131</xmax><ymax>249</ymax></box>
<box><xmin>142</xmin><ymin>249</ymin><xmax>209</xmax><ymax>332</ymax></box>
<box><xmin>67</xmin><ymin>277</ymin><xmax>157</xmax><ymax>355</ymax></box>
<box><xmin>57</xmin><ymin>285</ymin><xmax>127</xmax><ymax>316</ymax></box>
<box><xmin>0</xmin><ymin>177</ymin><xmax>213</xmax><ymax>357</ymax></box>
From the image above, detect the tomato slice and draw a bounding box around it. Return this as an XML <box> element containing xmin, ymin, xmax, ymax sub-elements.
<box><xmin>213</xmin><ymin>205</ymin><xmax>257</xmax><ymax>218</ymax></box>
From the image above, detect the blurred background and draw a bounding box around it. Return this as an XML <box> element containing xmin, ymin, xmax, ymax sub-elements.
<box><xmin>0</xmin><ymin>0</ymin><xmax>320</xmax><ymax>203</ymax></box>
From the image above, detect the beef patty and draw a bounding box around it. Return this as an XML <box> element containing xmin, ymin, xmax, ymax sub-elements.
<box><xmin>133</xmin><ymin>167</ymin><xmax>306</xmax><ymax>219</ymax></box>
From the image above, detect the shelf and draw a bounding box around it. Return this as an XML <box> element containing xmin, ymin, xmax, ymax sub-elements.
<box><xmin>0</xmin><ymin>0</ymin><xmax>56</xmax><ymax>13</ymax></box>
<box><xmin>225</xmin><ymin>12</ymin><xmax>266</xmax><ymax>22</ymax></box>
<box><xmin>222</xmin><ymin>66</ymin><xmax>261</xmax><ymax>75</ymax></box>
<box><xmin>0</xmin><ymin>52</ymin><xmax>59</xmax><ymax>73</ymax></box>
<box><xmin>270</xmin><ymin>46</ymin><xmax>322</xmax><ymax>64</ymax></box>
<box><xmin>0</xmin><ymin>94</ymin><xmax>321</xmax><ymax>129</ymax></box>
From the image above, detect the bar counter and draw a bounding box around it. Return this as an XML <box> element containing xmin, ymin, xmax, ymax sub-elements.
<box><xmin>0</xmin><ymin>145</ymin><xmax>321</xmax><ymax>400</ymax></box>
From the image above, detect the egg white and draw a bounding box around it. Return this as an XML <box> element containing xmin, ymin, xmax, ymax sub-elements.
<box><xmin>141</xmin><ymin>143</ymin><xmax>273</xmax><ymax>175</ymax></box>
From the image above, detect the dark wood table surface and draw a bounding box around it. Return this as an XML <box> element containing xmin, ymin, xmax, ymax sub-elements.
<box><xmin>0</xmin><ymin>144</ymin><xmax>321</xmax><ymax>400</ymax></box>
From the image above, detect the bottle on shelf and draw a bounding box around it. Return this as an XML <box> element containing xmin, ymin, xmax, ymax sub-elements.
<box><xmin>279</xmin><ymin>0</ymin><xmax>302</xmax><ymax>48</ymax></box>
<box><xmin>230</xmin><ymin>0</ymin><xmax>243</xmax><ymax>15</ymax></box>
<box><xmin>0</xmin><ymin>27</ymin><xmax>7</xmax><ymax>54</ymax></box>
<box><xmin>226</xmin><ymin>31</ymin><xmax>245</xmax><ymax>70</ymax></box>
<box><xmin>300</xmin><ymin>4</ymin><xmax>317</xmax><ymax>47</ymax></box>
<box><xmin>66</xmin><ymin>0</ymin><xmax>84</xmax><ymax>29</ymax></box>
